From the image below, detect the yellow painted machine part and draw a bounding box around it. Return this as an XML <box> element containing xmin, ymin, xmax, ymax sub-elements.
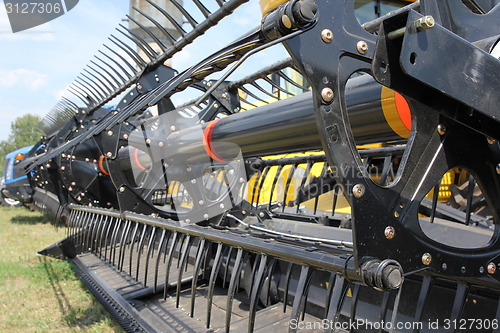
<box><xmin>259</xmin><ymin>0</ymin><xmax>288</xmax><ymax>16</ymax></box>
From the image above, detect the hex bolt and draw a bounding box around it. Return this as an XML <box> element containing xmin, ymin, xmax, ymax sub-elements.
<box><xmin>119</xmin><ymin>187</ymin><xmax>125</xmax><ymax>193</ymax></box>
<box><xmin>282</xmin><ymin>14</ymin><xmax>292</xmax><ymax>29</ymax></box>
<box><xmin>321</xmin><ymin>87</ymin><xmax>334</xmax><ymax>103</ymax></box>
<box><xmin>422</xmin><ymin>253</ymin><xmax>432</xmax><ymax>266</ymax></box>
<box><xmin>384</xmin><ymin>226</ymin><xmax>395</xmax><ymax>240</ymax></box>
<box><xmin>488</xmin><ymin>262</ymin><xmax>497</xmax><ymax>274</ymax></box>
<box><xmin>356</xmin><ymin>40</ymin><xmax>368</xmax><ymax>54</ymax></box>
<box><xmin>352</xmin><ymin>184</ymin><xmax>365</xmax><ymax>198</ymax></box>
<box><xmin>437</xmin><ymin>124</ymin><xmax>446</xmax><ymax>135</ymax></box>
<box><xmin>321</xmin><ymin>29</ymin><xmax>333</xmax><ymax>43</ymax></box>
<box><xmin>107</xmin><ymin>130</ymin><xmax>113</xmax><ymax>137</ymax></box>
<box><xmin>415</xmin><ymin>15</ymin><xmax>435</xmax><ymax>31</ymax></box>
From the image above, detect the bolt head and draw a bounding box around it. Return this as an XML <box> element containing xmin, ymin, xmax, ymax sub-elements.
<box><xmin>488</xmin><ymin>262</ymin><xmax>496</xmax><ymax>274</ymax></box>
<box><xmin>220</xmin><ymin>203</ymin><xmax>225</xmax><ymax>209</ymax></box>
<box><xmin>496</xmin><ymin>164</ymin><xmax>500</xmax><ymax>175</ymax></box>
<box><xmin>437</xmin><ymin>124</ymin><xmax>446</xmax><ymax>135</ymax></box>
<box><xmin>107</xmin><ymin>131</ymin><xmax>113</xmax><ymax>137</ymax></box>
<box><xmin>145</xmin><ymin>138</ymin><xmax>152</xmax><ymax>145</ymax></box>
<box><xmin>123</xmin><ymin>134</ymin><xmax>129</xmax><ymax>140</ymax></box>
<box><xmin>222</xmin><ymin>92</ymin><xmax>228</xmax><ymax>99</ymax></box>
<box><xmin>203</xmin><ymin>214</ymin><xmax>209</xmax><ymax>220</ymax></box>
<box><xmin>384</xmin><ymin>226</ymin><xmax>395</xmax><ymax>239</ymax></box>
<box><xmin>352</xmin><ymin>184</ymin><xmax>365</xmax><ymax>198</ymax></box>
<box><xmin>85</xmin><ymin>158</ymin><xmax>89</xmax><ymax>162</ymax></box>
<box><xmin>186</xmin><ymin>219</ymin><xmax>191</xmax><ymax>223</ymax></box>
<box><xmin>60</xmin><ymin>166</ymin><xmax>65</xmax><ymax>171</ymax></box>
<box><xmin>357</xmin><ymin>40</ymin><xmax>368</xmax><ymax>54</ymax></box>
<box><xmin>239</xmin><ymin>177</ymin><xmax>245</xmax><ymax>183</ymax></box>
<box><xmin>321</xmin><ymin>87</ymin><xmax>334</xmax><ymax>103</ymax></box>
<box><xmin>106</xmin><ymin>152</ymin><xmax>112</xmax><ymax>158</ymax></box>
<box><xmin>259</xmin><ymin>212</ymin><xmax>265</xmax><ymax>218</ymax></box>
<box><xmin>321</xmin><ymin>29</ymin><xmax>333</xmax><ymax>43</ymax></box>
<box><xmin>159</xmin><ymin>141</ymin><xmax>164</xmax><ymax>147</ymax></box>
<box><xmin>416</xmin><ymin>15</ymin><xmax>435</xmax><ymax>30</ymax></box>
<box><xmin>77</xmin><ymin>197</ymin><xmax>81</xmax><ymax>201</ymax></box>
<box><xmin>281</xmin><ymin>14</ymin><xmax>292</xmax><ymax>29</ymax></box>
<box><xmin>187</xmin><ymin>167</ymin><xmax>192</xmax><ymax>172</ymax></box>
<box><xmin>198</xmin><ymin>200</ymin><xmax>204</xmax><ymax>205</ymax></box>
<box><xmin>422</xmin><ymin>253</ymin><xmax>432</xmax><ymax>266</ymax></box>
<box><xmin>119</xmin><ymin>186</ymin><xmax>125</xmax><ymax>193</ymax></box>
<box><xmin>137</xmin><ymin>84</ymin><xmax>142</xmax><ymax>90</ymax></box>
<box><xmin>191</xmin><ymin>179</ymin><xmax>197</xmax><ymax>184</ymax></box>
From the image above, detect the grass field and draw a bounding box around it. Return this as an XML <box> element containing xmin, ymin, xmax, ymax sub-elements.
<box><xmin>0</xmin><ymin>206</ymin><xmax>122</xmax><ymax>332</ymax></box>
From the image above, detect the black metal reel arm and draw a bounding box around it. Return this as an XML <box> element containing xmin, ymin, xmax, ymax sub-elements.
<box><xmin>282</xmin><ymin>0</ymin><xmax>500</xmax><ymax>282</ymax></box>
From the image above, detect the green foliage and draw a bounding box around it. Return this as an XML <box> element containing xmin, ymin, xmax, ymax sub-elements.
<box><xmin>0</xmin><ymin>114</ymin><xmax>43</xmax><ymax>174</ymax></box>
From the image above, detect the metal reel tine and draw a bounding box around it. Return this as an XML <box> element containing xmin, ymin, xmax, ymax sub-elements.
<box><xmin>207</xmin><ymin>242</ymin><xmax>224</xmax><ymax>328</ymax></box>
<box><xmin>91</xmin><ymin>58</ymin><xmax>126</xmax><ymax>86</ymax></box>
<box><xmin>248</xmin><ymin>255</ymin><xmax>273</xmax><ymax>333</ymax></box>
<box><xmin>169</xmin><ymin>0</ymin><xmax>197</xmax><ymax>28</ymax></box>
<box><xmin>76</xmin><ymin>75</ymin><xmax>105</xmax><ymax>100</ymax></box>
<box><xmin>99</xmin><ymin>47</ymin><xmax>136</xmax><ymax>77</ymax></box>
<box><xmin>143</xmin><ymin>226</ymin><xmax>158</xmax><ymax>286</ymax></box>
<box><xmin>324</xmin><ymin>275</ymin><xmax>347</xmax><ymax>333</ymax></box>
<box><xmin>145</xmin><ymin>0</ymin><xmax>186</xmax><ymax>37</ymax></box>
<box><xmin>414</xmin><ymin>276</ymin><xmax>434</xmax><ymax>332</ymax></box>
<box><xmin>86</xmin><ymin>65</ymin><xmax>119</xmax><ymax>92</ymax></box>
<box><xmin>176</xmin><ymin>234</ymin><xmax>192</xmax><ymax>307</ymax></box>
<box><xmin>190</xmin><ymin>238</ymin><xmax>207</xmax><ymax>318</ymax></box>
<box><xmin>135</xmin><ymin>224</ymin><xmax>149</xmax><ymax>280</ymax></box>
<box><xmin>225</xmin><ymin>248</ymin><xmax>247</xmax><ymax>333</ymax></box>
<box><xmin>127</xmin><ymin>13</ymin><xmax>168</xmax><ymax>51</ymax></box>
<box><xmin>164</xmin><ymin>231</ymin><xmax>178</xmax><ymax>300</ymax></box>
<box><xmin>191</xmin><ymin>0</ymin><xmax>211</xmax><ymax>18</ymax></box>
<box><xmin>108</xmin><ymin>35</ymin><xmax>146</xmax><ymax>68</ymax></box>
<box><xmin>82</xmin><ymin>68</ymin><xmax>113</xmax><ymax>96</ymax></box>
<box><xmin>117</xmin><ymin>25</ymin><xmax>157</xmax><ymax>61</ymax></box>
<box><xmin>153</xmin><ymin>229</ymin><xmax>168</xmax><ymax>293</ymax></box>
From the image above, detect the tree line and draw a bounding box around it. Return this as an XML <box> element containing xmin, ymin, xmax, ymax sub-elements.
<box><xmin>0</xmin><ymin>114</ymin><xmax>44</xmax><ymax>175</ymax></box>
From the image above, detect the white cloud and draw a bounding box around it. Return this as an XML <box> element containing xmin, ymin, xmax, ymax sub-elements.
<box><xmin>0</xmin><ymin>6</ymin><xmax>55</xmax><ymax>41</ymax></box>
<box><xmin>0</xmin><ymin>68</ymin><xmax>48</xmax><ymax>90</ymax></box>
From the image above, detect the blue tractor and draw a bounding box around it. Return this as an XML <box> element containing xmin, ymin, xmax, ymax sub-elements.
<box><xmin>1</xmin><ymin>146</ymin><xmax>34</xmax><ymax>207</ymax></box>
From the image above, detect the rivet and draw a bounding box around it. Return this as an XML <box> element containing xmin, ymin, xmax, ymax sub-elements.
<box><xmin>437</xmin><ymin>124</ymin><xmax>446</xmax><ymax>135</ymax></box>
<box><xmin>214</xmin><ymin>103</ymin><xmax>219</xmax><ymax>109</ymax></box>
<box><xmin>422</xmin><ymin>253</ymin><xmax>432</xmax><ymax>265</ymax></box>
<box><xmin>352</xmin><ymin>184</ymin><xmax>365</xmax><ymax>198</ymax></box>
<box><xmin>321</xmin><ymin>87</ymin><xmax>334</xmax><ymax>103</ymax></box>
<box><xmin>107</xmin><ymin>131</ymin><xmax>113</xmax><ymax>136</ymax></box>
<box><xmin>170</xmin><ymin>125</ymin><xmax>176</xmax><ymax>131</ymax></box>
<box><xmin>159</xmin><ymin>141</ymin><xmax>164</xmax><ymax>147</ymax></box>
<box><xmin>488</xmin><ymin>262</ymin><xmax>496</xmax><ymax>274</ymax></box>
<box><xmin>384</xmin><ymin>226</ymin><xmax>395</xmax><ymax>239</ymax></box>
<box><xmin>321</xmin><ymin>29</ymin><xmax>333</xmax><ymax>43</ymax></box>
<box><xmin>282</xmin><ymin>14</ymin><xmax>292</xmax><ymax>29</ymax></box>
<box><xmin>356</xmin><ymin>40</ymin><xmax>368</xmax><ymax>54</ymax></box>
<box><xmin>220</xmin><ymin>203</ymin><xmax>225</xmax><ymax>209</ymax></box>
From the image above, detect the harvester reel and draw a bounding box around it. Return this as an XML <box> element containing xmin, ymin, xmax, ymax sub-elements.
<box><xmin>284</xmin><ymin>0</ymin><xmax>500</xmax><ymax>278</ymax></box>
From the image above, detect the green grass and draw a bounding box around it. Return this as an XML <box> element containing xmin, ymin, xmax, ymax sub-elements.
<box><xmin>0</xmin><ymin>206</ymin><xmax>123</xmax><ymax>332</ymax></box>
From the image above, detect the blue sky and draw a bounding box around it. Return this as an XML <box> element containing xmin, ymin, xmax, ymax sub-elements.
<box><xmin>0</xmin><ymin>0</ymin><xmax>286</xmax><ymax>142</ymax></box>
